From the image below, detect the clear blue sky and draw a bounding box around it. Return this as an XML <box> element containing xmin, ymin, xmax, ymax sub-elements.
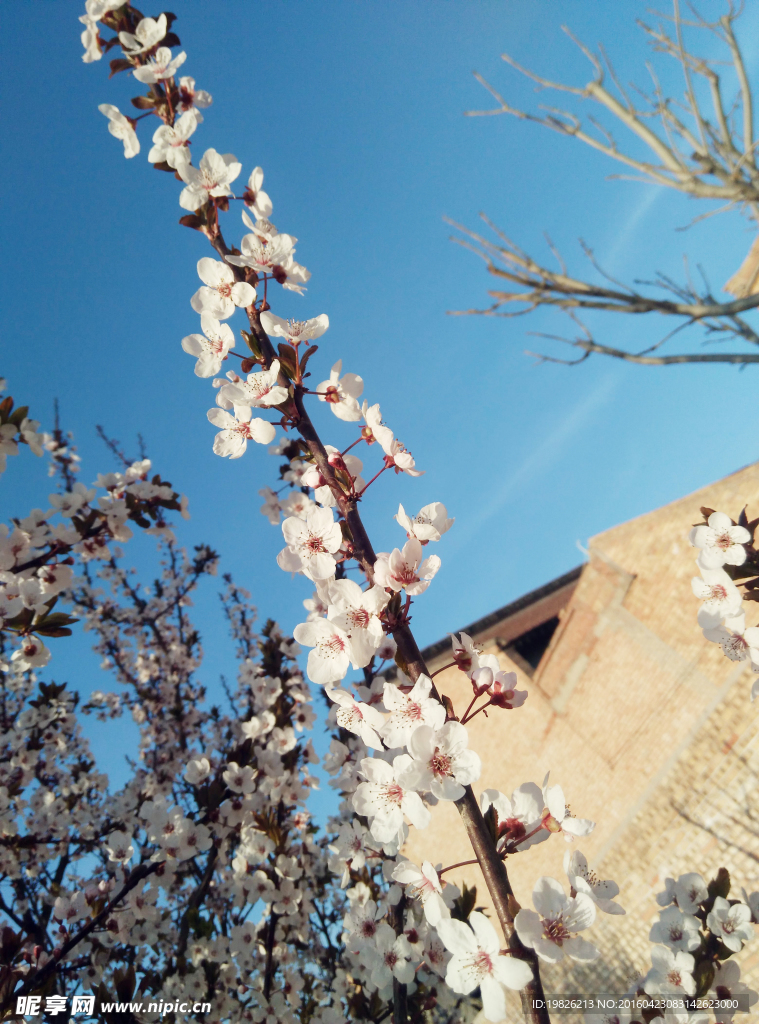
<box><xmin>3</xmin><ymin>1</ymin><xmax>759</xmax><ymax>802</ymax></box>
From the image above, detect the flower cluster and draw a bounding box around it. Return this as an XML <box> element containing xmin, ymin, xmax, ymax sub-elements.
<box><xmin>1</xmin><ymin>391</ymin><xmax>187</xmax><ymax>675</ymax></box>
<box><xmin>688</xmin><ymin>508</ymin><xmax>759</xmax><ymax>698</ymax></box>
<box><xmin>74</xmin><ymin>4</ymin><xmax>759</xmax><ymax>1022</ymax></box>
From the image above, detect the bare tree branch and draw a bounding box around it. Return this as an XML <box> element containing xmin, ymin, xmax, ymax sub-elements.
<box><xmin>454</xmin><ymin>2</ymin><xmax>759</xmax><ymax>368</ymax></box>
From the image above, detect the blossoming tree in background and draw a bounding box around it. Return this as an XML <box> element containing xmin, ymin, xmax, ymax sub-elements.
<box><xmin>1</xmin><ymin>2</ymin><xmax>759</xmax><ymax>1023</ymax></box>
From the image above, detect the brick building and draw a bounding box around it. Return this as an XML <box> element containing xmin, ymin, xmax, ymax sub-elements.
<box><xmin>402</xmin><ymin>462</ymin><xmax>759</xmax><ymax>1018</ymax></box>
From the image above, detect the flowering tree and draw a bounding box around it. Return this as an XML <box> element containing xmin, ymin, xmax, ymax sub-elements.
<box><xmin>451</xmin><ymin>1</ymin><xmax>759</xmax><ymax>369</ymax></box>
<box><xmin>2</xmin><ymin>3</ymin><xmax>759</xmax><ymax>1023</ymax></box>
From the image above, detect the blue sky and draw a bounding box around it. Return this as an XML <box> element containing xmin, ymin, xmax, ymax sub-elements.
<box><xmin>3</xmin><ymin>1</ymin><xmax>759</xmax><ymax>805</ymax></box>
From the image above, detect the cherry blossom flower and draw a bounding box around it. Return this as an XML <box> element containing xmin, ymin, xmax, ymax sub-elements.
<box><xmin>328</xmin><ymin>688</ymin><xmax>385</xmax><ymax>749</ymax></box>
<box><xmin>79</xmin><ymin>1</ymin><xmax>120</xmax><ymax>61</ymax></box>
<box><xmin>437</xmin><ymin>911</ymin><xmax>533</xmax><ymax>1020</ymax></box>
<box><xmin>184</xmin><ymin>757</ymin><xmax>211</xmax><ymax>785</ymax></box>
<box><xmin>260</xmin><ymin>311</ymin><xmax>328</xmax><ymax>345</ymax></box>
<box><xmin>133</xmin><ymin>46</ymin><xmax>187</xmax><ymax>84</ymax></box>
<box><xmin>282</xmin><ymin>491</ymin><xmax>315</xmax><ymax>520</ymax></box>
<box><xmin>105</xmin><ymin>830</ymin><xmax>134</xmax><ymax>864</ymax></box>
<box><xmin>53</xmin><ymin>891</ymin><xmax>87</xmax><ymax>923</ymax></box>
<box><xmin>707</xmin><ymin>896</ymin><xmax>753</xmax><ymax>952</ymax></box>
<box><xmin>374</xmin><ymin>538</ymin><xmax>441</xmax><ymax>596</ymax></box>
<box><xmin>207</xmin><ymin>407</ymin><xmax>275</xmax><ymax>458</ymax></box>
<box><xmin>692</xmin><ymin>566</ymin><xmax>744</xmax><ymax>628</ymax></box>
<box><xmin>11</xmin><ymin>637</ymin><xmax>51</xmax><ymax>671</ymax></box>
<box><xmin>98</xmin><ymin>104</ymin><xmax>139</xmax><ymax>158</ymax></box>
<box><xmin>643</xmin><ymin>945</ymin><xmax>695</xmax><ymax>997</ymax></box>
<box><xmin>220</xmin><ymin>361</ymin><xmax>288</xmax><ymax>408</ymax></box>
<box><xmin>515</xmin><ymin>877</ymin><xmax>598</xmax><ymax>963</ymax></box>
<box><xmin>242</xmin><ymin>166</ymin><xmax>273</xmax><ymax>219</ymax></box>
<box><xmin>118</xmin><ymin>13</ymin><xmax>167</xmax><ymax>53</ymax></box>
<box><xmin>392</xmin><ymin>860</ymin><xmax>449</xmax><ymax>926</ymax></box>
<box><xmin>352</xmin><ymin>755</ymin><xmax>431</xmax><ymax>842</ymax></box>
<box><xmin>656</xmin><ymin>872</ymin><xmax>708</xmax><ymax>914</ymax></box>
<box><xmin>259</xmin><ymin>486</ymin><xmax>281</xmax><ymax>525</ymax></box>
<box><xmin>182</xmin><ymin>314</ymin><xmax>234</xmax><ymax>377</ymax></box>
<box><xmin>689</xmin><ymin>511</ymin><xmax>750</xmax><ymax>570</ymax></box>
<box><xmin>649</xmin><ymin>904</ymin><xmax>699</xmax><ymax>951</ymax></box>
<box><xmin>227</xmin><ymin>233</ymin><xmax>296</xmax><ymax>276</ymax></box>
<box><xmin>179</xmin><ymin>149</ymin><xmax>242</xmax><ymax>211</ymax></box>
<box><xmin>190</xmin><ymin>257</ymin><xmax>255</xmax><ymax>319</ymax></box>
<box><xmin>397</xmin><ymin>721</ymin><xmax>481</xmax><ymax>801</ymax></box>
<box><xmin>450</xmin><ymin>632</ymin><xmax>482</xmax><ymax>674</ymax></box>
<box><xmin>480</xmin><ymin>784</ymin><xmax>547</xmax><ymax>853</ymax></box>
<box><xmin>223</xmin><ymin>761</ymin><xmax>257</xmax><ymax>795</ymax></box>
<box><xmin>278</xmin><ymin>507</ymin><xmax>342</xmax><ymax>580</ymax></box>
<box><xmin>177</xmin><ymin>76</ymin><xmax>212</xmax><ymax>111</ymax></box>
<box><xmin>362</xmin><ymin>402</ymin><xmax>422</xmax><ymax>476</ymax></box>
<box><xmin>703</xmin><ymin>610</ymin><xmax>759</xmax><ymax>668</ymax></box>
<box><xmin>482</xmin><ymin>668</ymin><xmax>528</xmax><ymax>709</ymax></box>
<box><xmin>315</xmin><ymin>360</ymin><xmax>364</xmax><ymax>422</ymax></box>
<box><xmin>292</xmin><ymin>620</ymin><xmax>353</xmax><ymax>685</ymax></box>
<box><xmin>148</xmin><ymin>109</ymin><xmax>201</xmax><ymax>169</ymax></box>
<box><xmin>708</xmin><ymin>960</ymin><xmax>758</xmax><ymax>1019</ymax></box>
<box><xmin>363</xmin><ymin>921</ymin><xmax>415</xmax><ymax>988</ymax></box>
<box><xmin>564</xmin><ymin>850</ymin><xmax>625</xmax><ymax>915</ymax></box>
<box><xmin>395</xmin><ymin>502</ymin><xmax>454</xmax><ymax>543</ymax></box>
<box><xmin>303</xmin><ymin>581</ymin><xmax>330</xmax><ymax>621</ymax></box>
<box><xmin>380</xmin><ymin>674</ymin><xmax>445</xmax><ymax>748</ymax></box>
<box><xmin>327</xmin><ymin>579</ymin><xmax>389</xmax><ymax>667</ymax></box>
<box><xmin>376</xmin><ymin>635</ymin><xmax>397</xmax><ymax>662</ymax></box>
<box><xmin>541</xmin><ymin>775</ymin><xmax>595</xmax><ymax>841</ymax></box>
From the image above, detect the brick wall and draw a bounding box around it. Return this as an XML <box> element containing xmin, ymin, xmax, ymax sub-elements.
<box><xmin>402</xmin><ymin>462</ymin><xmax>759</xmax><ymax>1019</ymax></box>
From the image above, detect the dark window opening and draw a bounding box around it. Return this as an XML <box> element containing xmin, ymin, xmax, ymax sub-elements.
<box><xmin>501</xmin><ymin>616</ymin><xmax>560</xmax><ymax>676</ymax></box>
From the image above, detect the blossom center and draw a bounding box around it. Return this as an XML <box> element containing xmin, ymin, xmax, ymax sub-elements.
<box><xmin>348</xmin><ymin>608</ymin><xmax>370</xmax><ymax>629</ymax></box>
<box><xmin>667</xmin><ymin>970</ymin><xmax>682</xmax><ymax>987</ymax></box>
<box><xmin>217</xmin><ymin>281</ymin><xmax>232</xmax><ymax>298</ymax></box>
<box><xmin>429</xmin><ymin>749</ymin><xmax>453</xmax><ymax>778</ymax></box>
<box><xmin>543</xmin><ymin>916</ymin><xmax>571</xmax><ymax>945</ymax></box>
<box><xmin>319</xmin><ymin>634</ymin><xmax>346</xmax><ymax>656</ymax></box>
<box><xmin>472</xmin><ymin>950</ymin><xmax>493</xmax><ymax>977</ymax></box>
<box><xmin>381</xmin><ymin>783</ymin><xmax>404</xmax><ymax>807</ymax></box>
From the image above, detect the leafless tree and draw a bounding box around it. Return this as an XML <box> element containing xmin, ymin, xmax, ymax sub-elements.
<box><xmin>450</xmin><ymin>1</ymin><xmax>759</xmax><ymax>367</ymax></box>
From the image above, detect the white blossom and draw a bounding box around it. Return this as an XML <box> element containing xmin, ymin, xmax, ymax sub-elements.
<box><xmin>689</xmin><ymin>511</ymin><xmax>750</xmax><ymax>570</ymax></box>
<box><xmin>190</xmin><ymin>258</ymin><xmax>255</xmax><ymax>319</ymax></box>
<box><xmin>179</xmin><ymin>149</ymin><xmax>242</xmax><ymax>211</ymax></box>
<box><xmin>515</xmin><ymin>877</ymin><xmax>598</xmax><ymax>963</ymax></box>
<box><xmin>564</xmin><ymin>850</ymin><xmax>624</xmax><ymax>915</ymax></box>
<box><xmin>207</xmin><ymin>406</ymin><xmax>275</xmax><ymax>458</ymax></box>
<box><xmin>148</xmin><ymin>109</ymin><xmax>201</xmax><ymax>169</ymax></box>
<box><xmin>437</xmin><ymin>912</ymin><xmax>533</xmax><ymax>1020</ymax></box>
<box><xmin>133</xmin><ymin>46</ymin><xmax>187</xmax><ymax>84</ymax></box>
<box><xmin>119</xmin><ymin>13</ymin><xmax>167</xmax><ymax>53</ymax></box>
<box><xmin>374</xmin><ymin>538</ymin><xmax>441</xmax><ymax>596</ymax></box>
<box><xmin>98</xmin><ymin>104</ymin><xmax>139</xmax><ymax>158</ymax></box>
<box><xmin>707</xmin><ymin>896</ymin><xmax>753</xmax><ymax>952</ymax></box>
<box><xmin>352</xmin><ymin>756</ymin><xmax>430</xmax><ymax>842</ymax></box>
<box><xmin>397</xmin><ymin>721</ymin><xmax>481</xmax><ymax>801</ymax></box>
<box><xmin>292</xmin><ymin>620</ymin><xmax>353</xmax><ymax>685</ymax></box>
<box><xmin>278</xmin><ymin>507</ymin><xmax>342</xmax><ymax>580</ymax></box>
<box><xmin>380</xmin><ymin>674</ymin><xmax>445</xmax><ymax>748</ymax></box>
<box><xmin>315</xmin><ymin>360</ymin><xmax>364</xmax><ymax>421</ymax></box>
<box><xmin>643</xmin><ymin>945</ymin><xmax>695</xmax><ymax>997</ymax></box>
<box><xmin>182</xmin><ymin>314</ymin><xmax>234</xmax><ymax>377</ymax></box>
<box><xmin>395</xmin><ymin>502</ymin><xmax>454</xmax><ymax>543</ymax></box>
